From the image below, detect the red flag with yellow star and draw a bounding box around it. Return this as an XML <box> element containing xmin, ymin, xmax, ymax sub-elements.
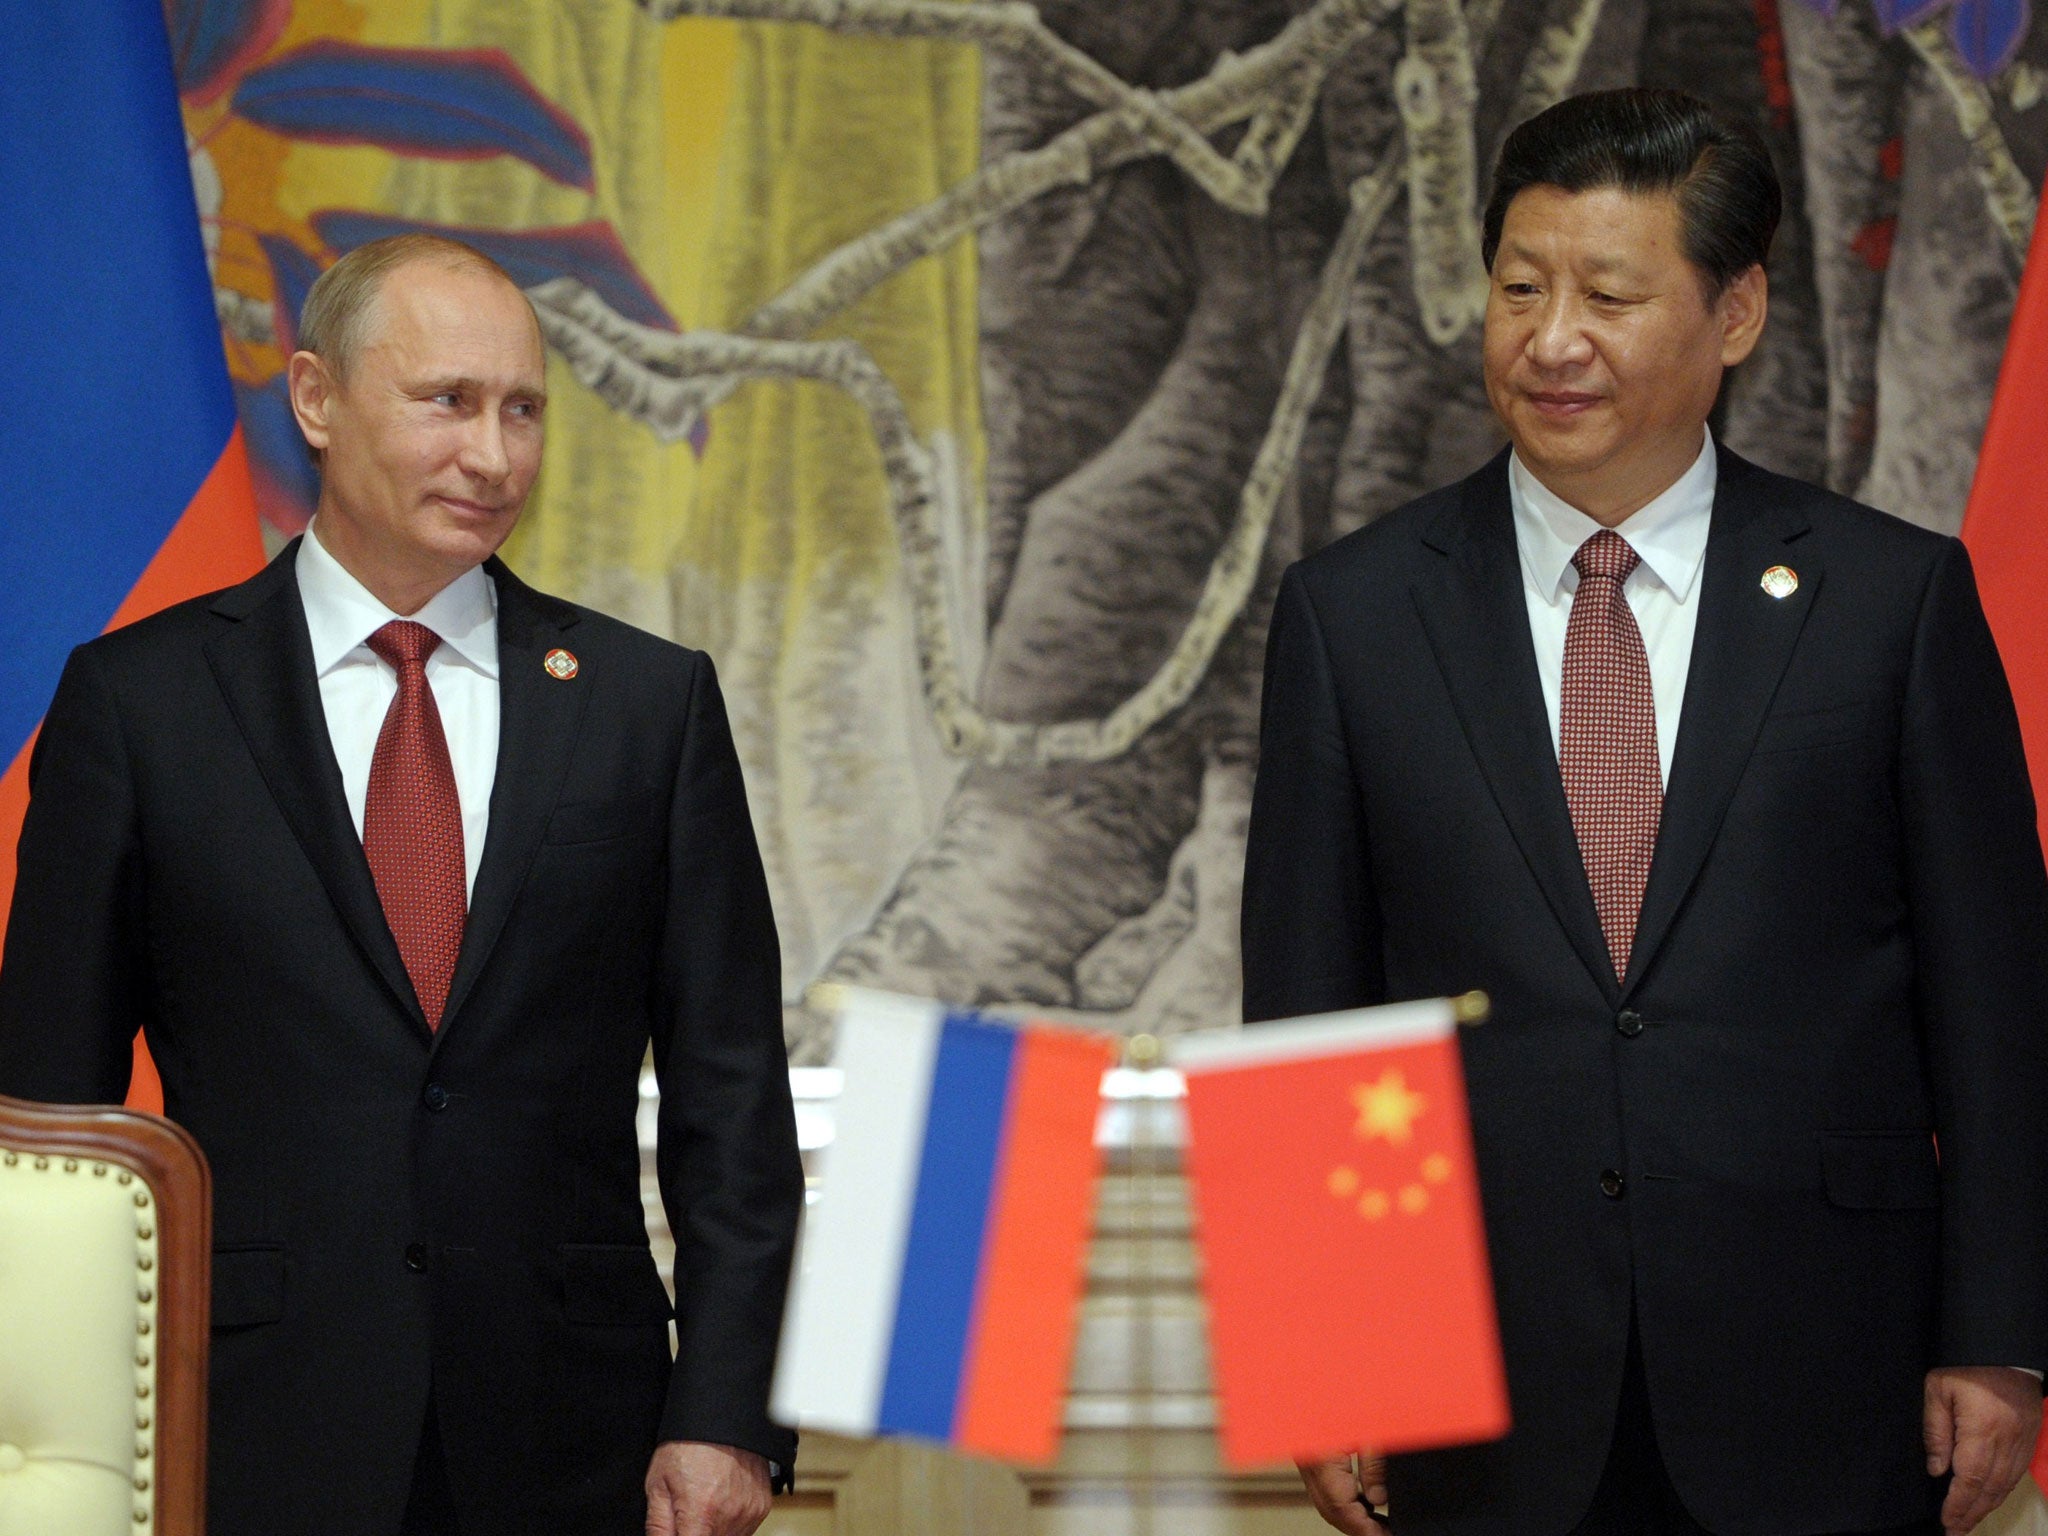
<box><xmin>1174</xmin><ymin>998</ymin><xmax>1509</xmax><ymax>1467</ymax></box>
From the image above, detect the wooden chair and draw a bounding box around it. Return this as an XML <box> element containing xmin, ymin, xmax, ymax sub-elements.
<box><xmin>0</xmin><ymin>1095</ymin><xmax>210</xmax><ymax>1536</ymax></box>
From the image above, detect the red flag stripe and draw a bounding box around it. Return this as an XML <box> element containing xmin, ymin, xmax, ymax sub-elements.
<box><xmin>952</xmin><ymin>1027</ymin><xmax>1114</xmax><ymax>1463</ymax></box>
<box><xmin>1964</xmin><ymin>188</ymin><xmax>2048</xmax><ymax>847</ymax></box>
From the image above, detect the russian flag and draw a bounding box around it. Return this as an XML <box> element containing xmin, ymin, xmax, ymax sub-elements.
<box><xmin>0</xmin><ymin>0</ymin><xmax>268</xmax><ymax>1104</ymax></box>
<box><xmin>773</xmin><ymin>991</ymin><xmax>1114</xmax><ymax>1464</ymax></box>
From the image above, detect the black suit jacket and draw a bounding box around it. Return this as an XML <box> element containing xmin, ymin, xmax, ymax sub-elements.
<box><xmin>1242</xmin><ymin>447</ymin><xmax>2048</xmax><ymax>1536</ymax></box>
<box><xmin>0</xmin><ymin>543</ymin><xmax>803</xmax><ymax>1536</ymax></box>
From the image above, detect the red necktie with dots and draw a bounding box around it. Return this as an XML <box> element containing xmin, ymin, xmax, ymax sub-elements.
<box><xmin>1559</xmin><ymin>530</ymin><xmax>1662</xmax><ymax>982</ymax></box>
<box><xmin>363</xmin><ymin>620</ymin><xmax>466</xmax><ymax>1029</ymax></box>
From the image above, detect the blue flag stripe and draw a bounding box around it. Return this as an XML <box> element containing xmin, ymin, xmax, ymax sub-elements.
<box><xmin>0</xmin><ymin>0</ymin><xmax>239</xmax><ymax>764</ymax></box>
<box><xmin>875</xmin><ymin>1014</ymin><xmax>1018</xmax><ymax>1439</ymax></box>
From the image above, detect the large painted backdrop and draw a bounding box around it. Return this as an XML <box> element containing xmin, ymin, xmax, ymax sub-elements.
<box><xmin>180</xmin><ymin>0</ymin><xmax>2046</xmax><ymax>1060</ymax></box>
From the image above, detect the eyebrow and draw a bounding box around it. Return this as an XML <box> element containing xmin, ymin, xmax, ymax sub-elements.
<box><xmin>1579</xmin><ymin>253</ymin><xmax>1647</xmax><ymax>279</ymax></box>
<box><xmin>415</xmin><ymin>375</ymin><xmax>548</xmax><ymax>404</ymax></box>
<box><xmin>1499</xmin><ymin>241</ymin><xmax>1647</xmax><ymax>282</ymax></box>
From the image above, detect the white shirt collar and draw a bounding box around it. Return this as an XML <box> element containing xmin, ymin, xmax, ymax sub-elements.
<box><xmin>1509</xmin><ymin>428</ymin><xmax>1717</xmax><ymax>606</ymax></box>
<box><xmin>296</xmin><ymin>521</ymin><xmax>498</xmax><ymax>679</ymax></box>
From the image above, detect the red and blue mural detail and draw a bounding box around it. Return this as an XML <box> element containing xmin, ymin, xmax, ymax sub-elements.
<box><xmin>169</xmin><ymin>0</ymin><xmax>680</xmax><ymax>534</ymax></box>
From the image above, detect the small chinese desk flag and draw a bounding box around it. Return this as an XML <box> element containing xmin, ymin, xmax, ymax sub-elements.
<box><xmin>1174</xmin><ymin>997</ymin><xmax>1510</xmax><ymax>1467</ymax></box>
<box><xmin>772</xmin><ymin>989</ymin><xmax>1115</xmax><ymax>1463</ymax></box>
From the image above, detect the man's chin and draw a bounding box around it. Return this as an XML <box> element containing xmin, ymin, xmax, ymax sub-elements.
<box><xmin>1507</xmin><ymin>428</ymin><xmax>1612</xmax><ymax>483</ymax></box>
<box><xmin>427</xmin><ymin>504</ymin><xmax>521</xmax><ymax>561</ymax></box>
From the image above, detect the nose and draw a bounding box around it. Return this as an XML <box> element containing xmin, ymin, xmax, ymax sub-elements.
<box><xmin>458</xmin><ymin>410</ymin><xmax>511</xmax><ymax>484</ymax></box>
<box><xmin>1526</xmin><ymin>295</ymin><xmax>1593</xmax><ymax>372</ymax></box>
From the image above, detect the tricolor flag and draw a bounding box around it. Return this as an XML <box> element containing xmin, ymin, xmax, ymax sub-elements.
<box><xmin>1959</xmin><ymin>175</ymin><xmax>2048</xmax><ymax>1493</ymax></box>
<box><xmin>1174</xmin><ymin>998</ymin><xmax>1509</xmax><ymax>1468</ymax></box>
<box><xmin>772</xmin><ymin>990</ymin><xmax>1114</xmax><ymax>1463</ymax></box>
<box><xmin>0</xmin><ymin>0</ymin><xmax>268</xmax><ymax>1109</ymax></box>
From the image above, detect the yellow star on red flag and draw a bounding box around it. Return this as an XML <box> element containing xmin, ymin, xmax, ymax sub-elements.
<box><xmin>1351</xmin><ymin>1068</ymin><xmax>1427</xmax><ymax>1145</ymax></box>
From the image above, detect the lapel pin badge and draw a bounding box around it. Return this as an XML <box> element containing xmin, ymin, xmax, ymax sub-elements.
<box><xmin>1760</xmin><ymin>565</ymin><xmax>1799</xmax><ymax>600</ymax></box>
<box><xmin>544</xmin><ymin>648</ymin><xmax>579</xmax><ymax>680</ymax></box>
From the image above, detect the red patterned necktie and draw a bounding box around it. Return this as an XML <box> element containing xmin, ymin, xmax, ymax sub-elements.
<box><xmin>1559</xmin><ymin>530</ymin><xmax>1662</xmax><ymax>981</ymax></box>
<box><xmin>363</xmin><ymin>620</ymin><xmax>466</xmax><ymax>1030</ymax></box>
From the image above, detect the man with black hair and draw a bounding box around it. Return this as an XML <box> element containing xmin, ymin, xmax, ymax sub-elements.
<box><xmin>1244</xmin><ymin>88</ymin><xmax>2047</xmax><ymax>1536</ymax></box>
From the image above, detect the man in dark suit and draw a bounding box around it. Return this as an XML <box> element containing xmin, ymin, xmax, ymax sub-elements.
<box><xmin>1244</xmin><ymin>90</ymin><xmax>2047</xmax><ymax>1536</ymax></box>
<box><xmin>0</xmin><ymin>235</ymin><xmax>802</xmax><ymax>1536</ymax></box>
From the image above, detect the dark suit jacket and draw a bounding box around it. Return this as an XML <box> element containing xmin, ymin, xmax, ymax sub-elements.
<box><xmin>1242</xmin><ymin>447</ymin><xmax>2048</xmax><ymax>1536</ymax></box>
<box><xmin>0</xmin><ymin>543</ymin><xmax>803</xmax><ymax>1536</ymax></box>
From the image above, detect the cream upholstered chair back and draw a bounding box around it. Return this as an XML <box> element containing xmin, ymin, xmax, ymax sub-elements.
<box><xmin>0</xmin><ymin>1096</ymin><xmax>209</xmax><ymax>1536</ymax></box>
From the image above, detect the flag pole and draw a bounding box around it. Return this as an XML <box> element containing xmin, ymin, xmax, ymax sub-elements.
<box><xmin>802</xmin><ymin>990</ymin><xmax>1491</xmax><ymax>1055</ymax></box>
<box><xmin>1126</xmin><ymin>992</ymin><xmax>1488</xmax><ymax>1069</ymax></box>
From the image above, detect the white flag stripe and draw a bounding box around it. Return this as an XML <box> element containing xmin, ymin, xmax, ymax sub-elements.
<box><xmin>771</xmin><ymin>995</ymin><xmax>945</xmax><ymax>1433</ymax></box>
<box><xmin>1170</xmin><ymin>998</ymin><xmax>1458</xmax><ymax>1072</ymax></box>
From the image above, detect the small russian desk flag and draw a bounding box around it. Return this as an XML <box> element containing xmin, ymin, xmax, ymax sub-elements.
<box><xmin>1173</xmin><ymin>996</ymin><xmax>1510</xmax><ymax>1468</ymax></box>
<box><xmin>772</xmin><ymin>990</ymin><xmax>1114</xmax><ymax>1464</ymax></box>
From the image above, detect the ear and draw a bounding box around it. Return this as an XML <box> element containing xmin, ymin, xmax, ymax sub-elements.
<box><xmin>286</xmin><ymin>350</ymin><xmax>335</xmax><ymax>453</ymax></box>
<box><xmin>1717</xmin><ymin>264</ymin><xmax>1768</xmax><ymax>368</ymax></box>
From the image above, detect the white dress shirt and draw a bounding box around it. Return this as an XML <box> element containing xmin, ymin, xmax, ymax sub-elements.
<box><xmin>1510</xmin><ymin>428</ymin><xmax>1717</xmax><ymax>787</ymax></box>
<box><xmin>295</xmin><ymin>523</ymin><xmax>499</xmax><ymax>899</ymax></box>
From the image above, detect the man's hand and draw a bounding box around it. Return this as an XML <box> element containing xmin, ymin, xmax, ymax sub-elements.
<box><xmin>1924</xmin><ymin>1366</ymin><xmax>2045</xmax><ymax>1535</ymax></box>
<box><xmin>1297</xmin><ymin>1450</ymin><xmax>1388</xmax><ymax>1533</ymax></box>
<box><xmin>644</xmin><ymin>1440</ymin><xmax>773</xmax><ymax>1536</ymax></box>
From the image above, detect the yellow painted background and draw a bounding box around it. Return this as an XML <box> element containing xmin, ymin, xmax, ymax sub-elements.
<box><xmin>193</xmin><ymin>0</ymin><xmax>984</xmax><ymax>998</ymax></box>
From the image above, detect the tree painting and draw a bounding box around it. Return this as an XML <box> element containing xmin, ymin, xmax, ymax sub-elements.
<box><xmin>184</xmin><ymin>0</ymin><xmax>2047</xmax><ymax>1060</ymax></box>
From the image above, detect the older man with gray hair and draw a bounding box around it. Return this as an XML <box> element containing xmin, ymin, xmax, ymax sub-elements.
<box><xmin>0</xmin><ymin>234</ymin><xmax>802</xmax><ymax>1536</ymax></box>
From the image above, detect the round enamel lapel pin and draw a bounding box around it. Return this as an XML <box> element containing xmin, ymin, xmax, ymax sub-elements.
<box><xmin>1760</xmin><ymin>565</ymin><xmax>1799</xmax><ymax>600</ymax></box>
<box><xmin>544</xmin><ymin>648</ymin><xmax>579</xmax><ymax>680</ymax></box>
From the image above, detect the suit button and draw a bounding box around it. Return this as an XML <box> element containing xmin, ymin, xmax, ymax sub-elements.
<box><xmin>1599</xmin><ymin>1169</ymin><xmax>1626</xmax><ymax>1199</ymax></box>
<box><xmin>1616</xmin><ymin>1010</ymin><xmax>1644</xmax><ymax>1038</ymax></box>
<box><xmin>405</xmin><ymin>1243</ymin><xmax>429</xmax><ymax>1273</ymax></box>
<box><xmin>422</xmin><ymin>1082</ymin><xmax>449</xmax><ymax>1111</ymax></box>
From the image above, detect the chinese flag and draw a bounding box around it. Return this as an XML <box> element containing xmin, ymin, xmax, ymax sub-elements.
<box><xmin>1176</xmin><ymin>998</ymin><xmax>1509</xmax><ymax>1468</ymax></box>
<box><xmin>1959</xmin><ymin>172</ymin><xmax>2048</xmax><ymax>1493</ymax></box>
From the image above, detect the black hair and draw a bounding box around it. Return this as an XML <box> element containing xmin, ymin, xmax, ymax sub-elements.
<box><xmin>1481</xmin><ymin>88</ymin><xmax>1781</xmax><ymax>301</ymax></box>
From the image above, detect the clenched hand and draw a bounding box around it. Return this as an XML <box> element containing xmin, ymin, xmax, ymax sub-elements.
<box><xmin>1298</xmin><ymin>1449</ymin><xmax>1388</xmax><ymax>1533</ymax></box>
<box><xmin>1924</xmin><ymin>1366</ymin><xmax>2044</xmax><ymax>1535</ymax></box>
<box><xmin>645</xmin><ymin>1440</ymin><xmax>773</xmax><ymax>1536</ymax></box>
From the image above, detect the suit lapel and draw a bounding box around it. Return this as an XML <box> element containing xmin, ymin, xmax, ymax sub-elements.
<box><xmin>203</xmin><ymin>542</ymin><xmax>430</xmax><ymax>1037</ymax></box>
<box><xmin>438</xmin><ymin>560</ymin><xmax>587</xmax><ymax>1035</ymax></box>
<box><xmin>1411</xmin><ymin>453</ymin><xmax>1620</xmax><ymax>1001</ymax></box>
<box><xmin>1623</xmin><ymin>449</ymin><xmax>1821</xmax><ymax>996</ymax></box>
